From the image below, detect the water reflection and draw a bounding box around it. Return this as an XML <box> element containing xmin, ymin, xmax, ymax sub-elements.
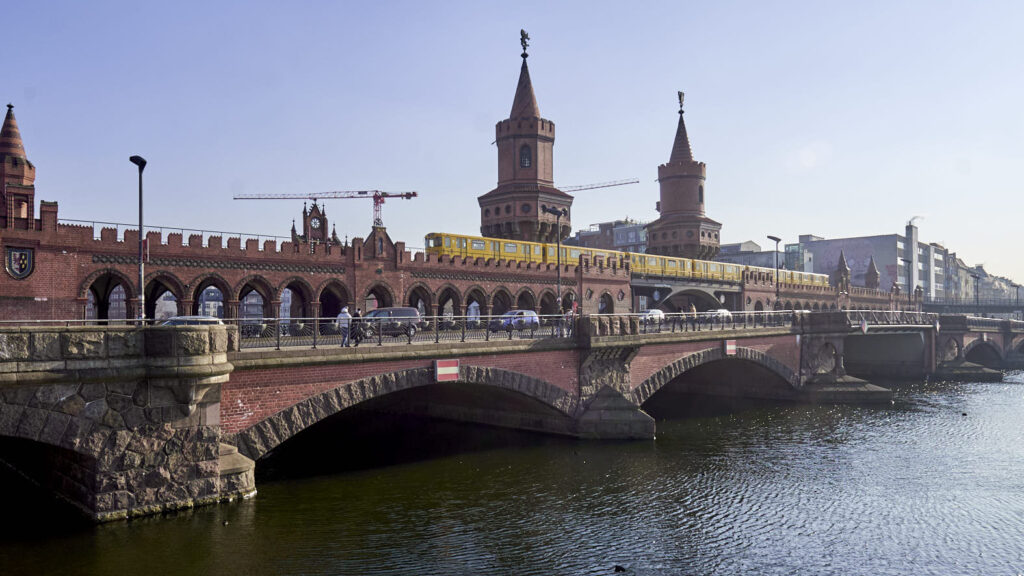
<box><xmin>2</xmin><ymin>377</ymin><xmax>1024</xmax><ymax>575</ymax></box>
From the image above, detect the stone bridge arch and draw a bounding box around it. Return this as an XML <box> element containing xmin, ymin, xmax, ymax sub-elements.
<box><xmin>963</xmin><ymin>338</ymin><xmax>1004</xmax><ymax>368</ymax></box>
<box><xmin>229</xmin><ymin>366</ymin><xmax>578</xmax><ymax>461</ymax></box>
<box><xmin>659</xmin><ymin>288</ymin><xmax>720</xmax><ymax>312</ymax></box>
<box><xmin>632</xmin><ymin>346</ymin><xmax>800</xmax><ymax>406</ymax></box>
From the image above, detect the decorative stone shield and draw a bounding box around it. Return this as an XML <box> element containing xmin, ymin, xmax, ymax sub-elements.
<box><xmin>5</xmin><ymin>246</ymin><xmax>34</xmax><ymax>280</ymax></box>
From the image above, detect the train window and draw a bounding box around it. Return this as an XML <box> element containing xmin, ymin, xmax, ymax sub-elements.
<box><xmin>491</xmin><ymin>242</ymin><xmax>498</xmax><ymax>251</ymax></box>
<box><xmin>504</xmin><ymin>243</ymin><xmax>517</xmax><ymax>253</ymax></box>
<box><xmin>445</xmin><ymin>237</ymin><xmax>451</xmax><ymax>248</ymax></box>
<box><xmin>668</xmin><ymin>260</ymin><xmax>677</xmax><ymax>267</ymax></box>
<box><xmin>522</xmin><ymin>245</ymin><xmax>529</xmax><ymax>254</ymax></box>
<box><xmin>548</xmin><ymin>247</ymin><xmax>555</xmax><ymax>256</ymax></box>
<box><xmin>471</xmin><ymin>239</ymin><xmax>486</xmax><ymax>250</ymax></box>
<box><xmin>459</xmin><ymin>239</ymin><xmax>468</xmax><ymax>248</ymax></box>
<box><xmin>570</xmin><ymin>250</ymin><xmax>581</xmax><ymax>259</ymax></box>
<box><xmin>534</xmin><ymin>246</ymin><xmax>541</xmax><ymax>254</ymax></box>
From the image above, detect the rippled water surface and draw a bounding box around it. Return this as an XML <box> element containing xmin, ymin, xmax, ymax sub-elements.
<box><xmin>3</xmin><ymin>375</ymin><xmax>1024</xmax><ymax>575</ymax></box>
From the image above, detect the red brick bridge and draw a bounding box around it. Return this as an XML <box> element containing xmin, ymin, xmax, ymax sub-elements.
<box><xmin>1</xmin><ymin>311</ymin><xmax>1020</xmax><ymax>522</ymax></box>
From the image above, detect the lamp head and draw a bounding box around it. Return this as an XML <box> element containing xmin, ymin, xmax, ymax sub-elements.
<box><xmin>766</xmin><ymin>235</ymin><xmax>781</xmax><ymax>243</ymax></box>
<box><xmin>129</xmin><ymin>155</ymin><xmax>147</xmax><ymax>171</ymax></box>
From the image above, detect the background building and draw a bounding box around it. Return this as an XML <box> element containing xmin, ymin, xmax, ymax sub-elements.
<box><xmin>715</xmin><ymin>241</ymin><xmax>781</xmax><ymax>269</ymax></box>
<box><xmin>565</xmin><ymin>218</ymin><xmax>647</xmax><ymax>253</ymax></box>
<box><xmin>783</xmin><ymin>222</ymin><xmax>956</xmax><ymax>299</ymax></box>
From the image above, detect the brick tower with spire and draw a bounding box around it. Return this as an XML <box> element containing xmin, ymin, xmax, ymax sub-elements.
<box><xmin>0</xmin><ymin>104</ymin><xmax>37</xmax><ymax>229</ymax></box>
<box><xmin>646</xmin><ymin>93</ymin><xmax>720</xmax><ymax>259</ymax></box>
<box><xmin>478</xmin><ymin>31</ymin><xmax>572</xmax><ymax>242</ymax></box>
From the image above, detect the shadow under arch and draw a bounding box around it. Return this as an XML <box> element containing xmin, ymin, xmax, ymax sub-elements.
<box><xmin>632</xmin><ymin>346</ymin><xmax>800</xmax><ymax>407</ymax></box>
<box><xmin>228</xmin><ymin>366</ymin><xmax>578</xmax><ymax>461</ymax></box>
<box><xmin>963</xmin><ymin>338</ymin><xmax>1004</xmax><ymax>369</ymax></box>
<box><xmin>659</xmin><ymin>288</ymin><xmax>720</xmax><ymax>313</ymax></box>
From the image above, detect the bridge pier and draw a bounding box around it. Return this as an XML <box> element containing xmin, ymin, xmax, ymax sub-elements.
<box><xmin>0</xmin><ymin>325</ymin><xmax>254</xmax><ymax>522</ymax></box>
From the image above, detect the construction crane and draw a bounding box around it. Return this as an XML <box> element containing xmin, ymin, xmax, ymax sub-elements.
<box><xmin>234</xmin><ymin>190</ymin><xmax>418</xmax><ymax>227</ymax></box>
<box><xmin>559</xmin><ymin>178</ymin><xmax>639</xmax><ymax>193</ymax></box>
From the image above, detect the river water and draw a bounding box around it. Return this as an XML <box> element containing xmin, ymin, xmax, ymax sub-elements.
<box><xmin>3</xmin><ymin>374</ymin><xmax>1024</xmax><ymax>576</ymax></box>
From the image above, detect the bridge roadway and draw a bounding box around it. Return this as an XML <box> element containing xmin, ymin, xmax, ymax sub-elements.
<box><xmin>1</xmin><ymin>311</ymin><xmax>1023</xmax><ymax>522</ymax></box>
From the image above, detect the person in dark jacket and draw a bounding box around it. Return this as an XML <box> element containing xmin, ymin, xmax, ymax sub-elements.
<box><xmin>351</xmin><ymin>308</ymin><xmax>363</xmax><ymax>347</ymax></box>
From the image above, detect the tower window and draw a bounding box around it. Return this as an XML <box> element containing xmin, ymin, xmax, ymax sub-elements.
<box><xmin>484</xmin><ymin>208</ymin><xmax>490</xmax><ymax>217</ymax></box>
<box><xmin>699</xmin><ymin>186</ymin><xmax>704</xmax><ymax>203</ymax></box>
<box><xmin>520</xmin><ymin>145</ymin><xmax>532</xmax><ymax>168</ymax></box>
<box><xmin>522</xmin><ymin>203</ymin><xmax>531</xmax><ymax>214</ymax></box>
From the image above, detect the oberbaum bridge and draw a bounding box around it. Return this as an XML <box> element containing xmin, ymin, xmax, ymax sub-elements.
<box><xmin>2</xmin><ymin>37</ymin><xmax>1023</xmax><ymax>522</ymax></box>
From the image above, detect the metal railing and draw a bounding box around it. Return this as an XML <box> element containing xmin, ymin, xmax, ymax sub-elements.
<box><xmin>234</xmin><ymin>314</ymin><xmax>576</xmax><ymax>350</ymax></box>
<box><xmin>589</xmin><ymin>310</ymin><xmax>796</xmax><ymax>334</ymax></box>
<box><xmin>844</xmin><ymin>310</ymin><xmax>939</xmax><ymax>327</ymax></box>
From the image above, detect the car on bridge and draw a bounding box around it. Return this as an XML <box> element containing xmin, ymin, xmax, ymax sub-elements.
<box><xmin>360</xmin><ymin>307</ymin><xmax>421</xmax><ymax>339</ymax></box>
<box><xmin>488</xmin><ymin>309</ymin><xmax>540</xmax><ymax>335</ymax></box>
<box><xmin>641</xmin><ymin>309</ymin><xmax>665</xmax><ymax>322</ymax></box>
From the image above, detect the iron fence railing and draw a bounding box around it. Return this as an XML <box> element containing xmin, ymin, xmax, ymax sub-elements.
<box><xmin>589</xmin><ymin>310</ymin><xmax>796</xmax><ymax>334</ymax></box>
<box><xmin>233</xmin><ymin>314</ymin><xmax>576</xmax><ymax>350</ymax></box>
<box><xmin>844</xmin><ymin>310</ymin><xmax>938</xmax><ymax>327</ymax></box>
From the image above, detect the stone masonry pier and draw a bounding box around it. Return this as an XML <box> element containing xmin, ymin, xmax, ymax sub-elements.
<box><xmin>0</xmin><ymin>324</ymin><xmax>253</xmax><ymax>521</ymax></box>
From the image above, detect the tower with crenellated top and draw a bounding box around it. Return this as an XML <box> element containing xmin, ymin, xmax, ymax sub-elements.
<box><xmin>478</xmin><ymin>31</ymin><xmax>572</xmax><ymax>243</ymax></box>
<box><xmin>646</xmin><ymin>93</ymin><xmax>721</xmax><ymax>259</ymax></box>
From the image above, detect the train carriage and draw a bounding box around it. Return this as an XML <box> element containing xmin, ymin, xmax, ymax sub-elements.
<box><xmin>426</xmin><ymin>231</ymin><xmax>831</xmax><ymax>290</ymax></box>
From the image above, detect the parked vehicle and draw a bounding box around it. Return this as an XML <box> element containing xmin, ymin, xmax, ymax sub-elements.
<box><xmin>641</xmin><ymin>309</ymin><xmax>665</xmax><ymax>322</ymax></box>
<box><xmin>488</xmin><ymin>309</ymin><xmax>540</xmax><ymax>333</ymax></box>
<box><xmin>712</xmin><ymin>309</ymin><xmax>733</xmax><ymax>321</ymax></box>
<box><xmin>361</xmin><ymin>307</ymin><xmax>421</xmax><ymax>338</ymax></box>
<box><xmin>160</xmin><ymin>316</ymin><xmax>224</xmax><ymax>326</ymax></box>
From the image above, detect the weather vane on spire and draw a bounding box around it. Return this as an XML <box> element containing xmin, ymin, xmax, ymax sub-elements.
<box><xmin>520</xmin><ymin>29</ymin><xmax>530</xmax><ymax>58</ymax></box>
<box><xmin>678</xmin><ymin>91</ymin><xmax>685</xmax><ymax>113</ymax></box>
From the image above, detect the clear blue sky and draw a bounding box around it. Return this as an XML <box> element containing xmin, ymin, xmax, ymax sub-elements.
<box><xmin>7</xmin><ymin>1</ymin><xmax>1024</xmax><ymax>280</ymax></box>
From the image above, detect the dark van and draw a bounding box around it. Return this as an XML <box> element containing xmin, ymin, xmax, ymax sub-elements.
<box><xmin>361</xmin><ymin>307</ymin><xmax>421</xmax><ymax>338</ymax></box>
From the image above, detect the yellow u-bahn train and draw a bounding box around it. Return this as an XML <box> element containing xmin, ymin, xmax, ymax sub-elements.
<box><xmin>424</xmin><ymin>232</ymin><xmax>830</xmax><ymax>288</ymax></box>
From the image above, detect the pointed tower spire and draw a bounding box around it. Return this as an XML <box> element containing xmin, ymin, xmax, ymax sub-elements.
<box><xmin>510</xmin><ymin>58</ymin><xmax>540</xmax><ymax>118</ymax></box>
<box><xmin>669</xmin><ymin>92</ymin><xmax>693</xmax><ymax>163</ymax></box>
<box><xmin>0</xmin><ymin>104</ymin><xmax>26</xmax><ymax>159</ymax></box>
<box><xmin>837</xmin><ymin>250</ymin><xmax>850</xmax><ymax>272</ymax></box>
<box><xmin>865</xmin><ymin>256</ymin><xmax>880</xmax><ymax>289</ymax></box>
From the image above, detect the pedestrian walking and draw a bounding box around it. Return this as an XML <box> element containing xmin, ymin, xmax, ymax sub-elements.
<box><xmin>351</xmin><ymin>308</ymin><xmax>363</xmax><ymax>347</ymax></box>
<box><xmin>336</xmin><ymin>306</ymin><xmax>352</xmax><ymax>347</ymax></box>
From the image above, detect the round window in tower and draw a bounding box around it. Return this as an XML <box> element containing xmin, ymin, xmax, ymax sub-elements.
<box><xmin>687</xmin><ymin>230</ymin><xmax>694</xmax><ymax>238</ymax></box>
<box><xmin>522</xmin><ymin>203</ymin><xmax>531</xmax><ymax>214</ymax></box>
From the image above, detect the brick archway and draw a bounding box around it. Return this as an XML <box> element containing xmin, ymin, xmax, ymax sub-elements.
<box><xmin>144</xmin><ymin>271</ymin><xmax>186</xmax><ymax>319</ymax></box>
<box><xmin>80</xmin><ymin>268</ymin><xmax>136</xmax><ymax>320</ymax></box>
<box><xmin>632</xmin><ymin>346</ymin><xmax>800</xmax><ymax>406</ymax></box>
<box><xmin>228</xmin><ymin>366</ymin><xmax>577</xmax><ymax>461</ymax></box>
<box><xmin>189</xmin><ymin>273</ymin><xmax>232</xmax><ymax>317</ymax></box>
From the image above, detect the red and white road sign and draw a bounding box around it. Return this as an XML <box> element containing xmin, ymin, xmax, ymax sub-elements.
<box><xmin>723</xmin><ymin>339</ymin><xmax>736</xmax><ymax>356</ymax></box>
<box><xmin>434</xmin><ymin>359</ymin><xmax>460</xmax><ymax>382</ymax></box>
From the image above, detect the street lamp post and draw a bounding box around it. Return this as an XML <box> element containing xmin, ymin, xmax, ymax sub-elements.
<box><xmin>130</xmin><ymin>155</ymin><xmax>147</xmax><ymax>321</ymax></box>
<box><xmin>970</xmin><ymin>273</ymin><xmax>980</xmax><ymax>317</ymax></box>
<box><xmin>542</xmin><ymin>206</ymin><xmax>568</xmax><ymax>312</ymax></box>
<box><xmin>767</xmin><ymin>235</ymin><xmax>781</xmax><ymax>310</ymax></box>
